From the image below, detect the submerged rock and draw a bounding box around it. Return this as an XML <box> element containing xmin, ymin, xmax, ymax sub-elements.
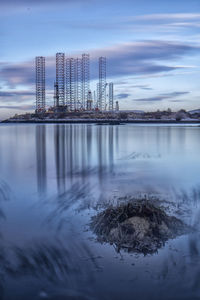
<box><xmin>90</xmin><ymin>201</ymin><xmax>192</xmax><ymax>254</ymax></box>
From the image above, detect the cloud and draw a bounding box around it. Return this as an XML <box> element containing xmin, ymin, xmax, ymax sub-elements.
<box><xmin>0</xmin><ymin>62</ymin><xmax>34</xmax><ymax>88</ymax></box>
<box><xmin>1</xmin><ymin>40</ymin><xmax>198</xmax><ymax>91</ymax></box>
<box><xmin>133</xmin><ymin>13</ymin><xmax>200</xmax><ymax>22</ymax></box>
<box><xmin>135</xmin><ymin>96</ymin><xmax>167</xmax><ymax>102</ymax></box>
<box><xmin>134</xmin><ymin>91</ymin><xmax>190</xmax><ymax>102</ymax></box>
<box><xmin>0</xmin><ymin>91</ymin><xmax>35</xmax><ymax>97</ymax></box>
<box><xmin>132</xmin><ymin>85</ymin><xmax>153</xmax><ymax>90</ymax></box>
<box><xmin>117</xmin><ymin>93</ymin><xmax>130</xmax><ymax>99</ymax></box>
<box><xmin>61</xmin><ymin>13</ymin><xmax>200</xmax><ymax>34</ymax></box>
<box><xmin>122</xmin><ymin>13</ymin><xmax>200</xmax><ymax>33</ymax></box>
<box><xmin>0</xmin><ymin>105</ymin><xmax>34</xmax><ymax>110</ymax></box>
<box><xmin>0</xmin><ymin>40</ymin><xmax>197</xmax><ymax>111</ymax></box>
<box><xmin>170</xmin><ymin>100</ymin><xmax>185</xmax><ymax>102</ymax></box>
<box><xmin>160</xmin><ymin>92</ymin><xmax>190</xmax><ymax>97</ymax></box>
<box><xmin>90</xmin><ymin>41</ymin><xmax>199</xmax><ymax>80</ymax></box>
<box><xmin>93</xmin><ymin>40</ymin><xmax>198</xmax><ymax>61</ymax></box>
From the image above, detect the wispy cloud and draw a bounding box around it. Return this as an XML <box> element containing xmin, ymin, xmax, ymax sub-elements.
<box><xmin>0</xmin><ymin>105</ymin><xmax>34</xmax><ymax>110</ymax></box>
<box><xmin>1</xmin><ymin>40</ymin><xmax>198</xmax><ymax>90</ymax></box>
<box><xmin>0</xmin><ymin>91</ymin><xmax>35</xmax><ymax>97</ymax></box>
<box><xmin>132</xmin><ymin>85</ymin><xmax>153</xmax><ymax>90</ymax></box>
<box><xmin>134</xmin><ymin>91</ymin><xmax>190</xmax><ymax>102</ymax></box>
<box><xmin>133</xmin><ymin>13</ymin><xmax>200</xmax><ymax>21</ymax></box>
<box><xmin>160</xmin><ymin>92</ymin><xmax>190</xmax><ymax>97</ymax></box>
<box><xmin>59</xmin><ymin>13</ymin><xmax>200</xmax><ymax>34</ymax></box>
<box><xmin>117</xmin><ymin>93</ymin><xmax>130</xmax><ymax>99</ymax></box>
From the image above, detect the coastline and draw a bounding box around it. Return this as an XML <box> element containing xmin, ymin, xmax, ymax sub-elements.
<box><xmin>1</xmin><ymin>119</ymin><xmax>200</xmax><ymax>124</ymax></box>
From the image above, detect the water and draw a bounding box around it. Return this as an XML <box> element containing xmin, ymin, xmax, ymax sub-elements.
<box><xmin>0</xmin><ymin>123</ymin><xmax>199</xmax><ymax>300</ymax></box>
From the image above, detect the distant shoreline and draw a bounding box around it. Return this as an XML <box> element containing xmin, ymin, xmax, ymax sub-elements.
<box><xmin>1</xmin><ymin>119</ymin><xmax>200</xmax><ymax>125</ymax></box>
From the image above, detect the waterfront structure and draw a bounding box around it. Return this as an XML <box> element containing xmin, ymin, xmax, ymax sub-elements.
<box><xmin>76</xmin><ymin>58</ymin><xmax>82</xmax><ymax>110</ymax></box>
<box><xmin>54</xmin><ymin>81</ymin><xmax>59</xmax><ymax>107</ymax></box>
<box><xmin>66</xmin><ymin>54</ymin><xmax>90</xmax><ymax>111</ymax></box>
<box><xmin>82</xmin><ymin>53</ymin><xmax>90</xmax><ymax>110</ymax></box>
<box><xmin>115</xmin><ymin>101</ymin><xmax>119</xmax><ymax>112</ymax></box>
<box><xmin>109</xmin><ymin>82</ymin><xmax>114</xmax><ymax>111</ymax></box>
<box><xmin>86</xmin><ymin>90</ymin><xmax>93</xmax><ymax>111</ymax></box>
<box><xmin>96</xmin><ymin>83</ymin><xmax>100</xmax><ymax>110</ymax></box>
<box><xmin>98</xmin><ymin>57</ymin><xmax>106</xmax><ymax>111</ymax></box>
<box><xmin>35</xmin><ymin>56</ymin><xmax>45</xmax><ymax>113</ymax></box>
<box><xmin>56</xmin><ymin>53</ymin><xmax>65</xmax><ymax>106</ymax></box>
<box><xmin>66</xmin><ymin>58</ymin><xmax>76</xmax><ymax>111</ymax></box>
<box><xmin>35</xmin><ymin>52</ymin><xmax>113</xmax><ymax>113</ymax></box>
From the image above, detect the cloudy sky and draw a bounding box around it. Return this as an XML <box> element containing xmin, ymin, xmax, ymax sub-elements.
<box><xmin>0</xmin><ymin>0</ymin><xmax>200</xmax><ymax>118</ymax></box>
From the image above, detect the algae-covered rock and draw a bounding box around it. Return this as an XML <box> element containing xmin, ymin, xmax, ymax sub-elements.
<box><xmin>90</xmin><ymin>200</ymin><xmax>192</xmax><ymax>254</ymax></box>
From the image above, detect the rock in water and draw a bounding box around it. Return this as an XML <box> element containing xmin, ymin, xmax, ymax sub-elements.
<box><xmin>90</xmin><ymin>201</ymin><xmax>192</xmax><ymax>254</ymax></box>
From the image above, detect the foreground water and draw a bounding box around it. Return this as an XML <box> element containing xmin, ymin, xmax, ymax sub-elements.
<box><xmin>0</xmin><ymin>123</ymin><xmax>200</xmax><ymax>300</ymax></box>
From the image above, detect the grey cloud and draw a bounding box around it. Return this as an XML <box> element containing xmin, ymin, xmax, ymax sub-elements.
<box><xmin>117</xmin><ymin>93</ymin><xmax>130</xmax><ymax>99</ymax></box>
<box><xmin>135</xmin><ymin>96</ymin><xmax>166</xmax><ymax>102</ymax></box>
<box><xmin>0</xmin><ymin>40</ymin><xmax>197</xmax><ymax>94</ymax></box>
<box><xmin>170</xmin><ymin>100</ymin><xmax>185</xmax><ymax>102</ymax></box>
<box><xmin>57</xmin><ymin>13</ymin><xmax>200</xmax><ymax>33</ymax></box>
<box><xmin>0</xmin><ymin>105</ymin><xmax>34</xmax><ymax>110</ymax></box>
<box><xmin>93</xmin><ymin>41</ymin><xmax>199</xmax><ymax>79</ymax></box>
<box><xmin>115</xmin><ymin>83</ymin><xmax>153</xmax><ymax>90</ymax></box>
<box><xmin>134</xmin><ymin>91</ymin><xmax>190</xmax><ymax>102</ymax></box>
<box><xmin>160</xmin><ymin>91</ymin><xmax>190</xmax><ymax>97</ymax></box>
<box><xmin>122</xmin><ymin>13</ymin><xmax>200</xmax><ymax>33</ymax></box>
<box><xmin>0</xmin><ymin>91</ymin><xmax>35</xmax><ymax>97</ymax></box>
<box><xmin>132</xmin><ymin>13</ymin><xmax>200</xmax><ymax>24</ymax></box>
<box><xmin>132</xmin><ymin>85</ymin><xmax>153</xmax><ymax>90</ymax></box>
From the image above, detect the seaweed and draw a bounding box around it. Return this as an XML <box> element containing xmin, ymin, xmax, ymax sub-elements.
<box><xmin>90</xmin><ymin>200</ymin><xmax>192</xmax><ymax>254</ymax></box>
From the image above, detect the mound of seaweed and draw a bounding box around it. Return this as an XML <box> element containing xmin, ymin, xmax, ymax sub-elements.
<box><xmin>91</xmin><ymin>201</ymin><xmax>192</xmax><ymax>254</ymax></box>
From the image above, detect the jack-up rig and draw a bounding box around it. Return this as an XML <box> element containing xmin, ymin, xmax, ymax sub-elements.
<box><xmin>35</xmin><ymin>53</ymin><xmax>117</xmax><ymax>114</ymax></box>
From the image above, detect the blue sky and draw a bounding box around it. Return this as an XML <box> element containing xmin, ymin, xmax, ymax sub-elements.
<box><xmin>0</xmin><ymin>0</ymin><xmax>200</xmax><ymax>118</ymax></box>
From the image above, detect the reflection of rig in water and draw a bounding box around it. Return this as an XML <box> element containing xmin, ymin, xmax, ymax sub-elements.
<box><xmin>35</xmin><ymin>124</ymin><xmax>119</xmax><ymax>197</ymax></box>
<box><xmin>35</xmin><ymin>53</ymin><xmax>117</xmax><ymax>115</ymax></box>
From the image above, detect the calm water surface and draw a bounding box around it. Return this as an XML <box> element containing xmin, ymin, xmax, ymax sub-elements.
<box><xmin>0</xmin><ymin>123</ymin><xmax>200</xmax><ymax>300</ymax></box>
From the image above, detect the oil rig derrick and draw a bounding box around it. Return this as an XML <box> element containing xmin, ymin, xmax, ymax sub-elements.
<box><xmin>87</xmin><ymin>90</ymin><xmax>93</xmax><ymax>111</ymax></box>
<box><xmin>76</xmin><ymin>58</ymin><xmax>82</xmax><ymax>110</ymax></box>
<box><xmin>56</xmin><ymin>53</ymin><xmax>65</xmax><ymax>107</ymax></box>
<box><xmin>35</xmin><ymin>56</ymin><xmax>45</xmax><ymax>113</ymax></box>
<box><xmin>82</xmin><ymin>54</ymin><xmax>90</xmax><ymax>110</ymax></box>
<box><xmin>98</xmin><ymin>57</ymin><xmax>106</xmax><ymax>111</ymax></box>
<box><xmin>109</xmin><ymin>82</ymin><xmax>114</xmax><ymax>111</ymax></box>
<box><xmin>66</xmin><ymin>57</ymin><xmax>76</xmax><ymax>111</ymax></box>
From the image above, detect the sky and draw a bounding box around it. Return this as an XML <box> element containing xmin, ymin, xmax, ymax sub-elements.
<box><xmin>0</xmin><ymin>0</ymin><xmax>200</xmax><ymax>118</ymax></box>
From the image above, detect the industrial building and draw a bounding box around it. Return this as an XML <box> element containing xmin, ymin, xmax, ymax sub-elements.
<box><xmin>35</xmin><ymin>52</ymin><xmax>114</xmax><ymax>114</ymax></box>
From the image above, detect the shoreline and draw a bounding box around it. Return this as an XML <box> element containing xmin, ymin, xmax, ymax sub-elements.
<box><xmin>1</xmin><ymin>119</ymin><xmax>200</xmax><ymax>124</ymax></box>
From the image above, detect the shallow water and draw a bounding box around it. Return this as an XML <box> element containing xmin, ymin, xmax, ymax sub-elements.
<box><xmin>0</xmin><ymin>123</ymin><xmax>200</xmax><ymax>300</ymax></box>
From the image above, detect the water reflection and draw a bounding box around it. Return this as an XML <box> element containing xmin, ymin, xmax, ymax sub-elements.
<box><xmin>54</xmin><ymin>125</ymin><xmax>66</xmax><ymax>195</ymax></box>
<box><xmin>0</xmin><ymin>124</ymin><xmax>199</xmax><ymax>299</ymax></box>
<box><xmin>36</xmin><ymin>125</ymin><xmax>47</xmax><ymax>195</ymax></box>
<box><xmin>52</xmin><ymin>125</ymin><xmax>116</xmax><ymax>196</ymax></box>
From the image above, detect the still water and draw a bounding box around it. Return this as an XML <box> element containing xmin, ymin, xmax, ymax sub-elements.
<box><xmin>0</xmin><ymin>123</ymin><xmax>200</xmax><ymax>300</ymax></box>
